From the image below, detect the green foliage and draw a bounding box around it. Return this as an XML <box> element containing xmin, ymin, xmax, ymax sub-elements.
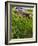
<box><xmin>11</xmin><ymin>7</ymin><xmax>33</xmax><ymax>39</ymax></box>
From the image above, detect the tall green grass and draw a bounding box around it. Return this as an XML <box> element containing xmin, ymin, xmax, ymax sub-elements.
<box><xmin>11</xmin><ymin>7</ymin><xmax>33</xmax><ymax>39</ymax></box>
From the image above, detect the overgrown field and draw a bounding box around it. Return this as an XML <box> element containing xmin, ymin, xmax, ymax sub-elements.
<box><xmin>11</xmin><ymin>7</ymin><xmax>33</xmax><ymax>39</ymax></box>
